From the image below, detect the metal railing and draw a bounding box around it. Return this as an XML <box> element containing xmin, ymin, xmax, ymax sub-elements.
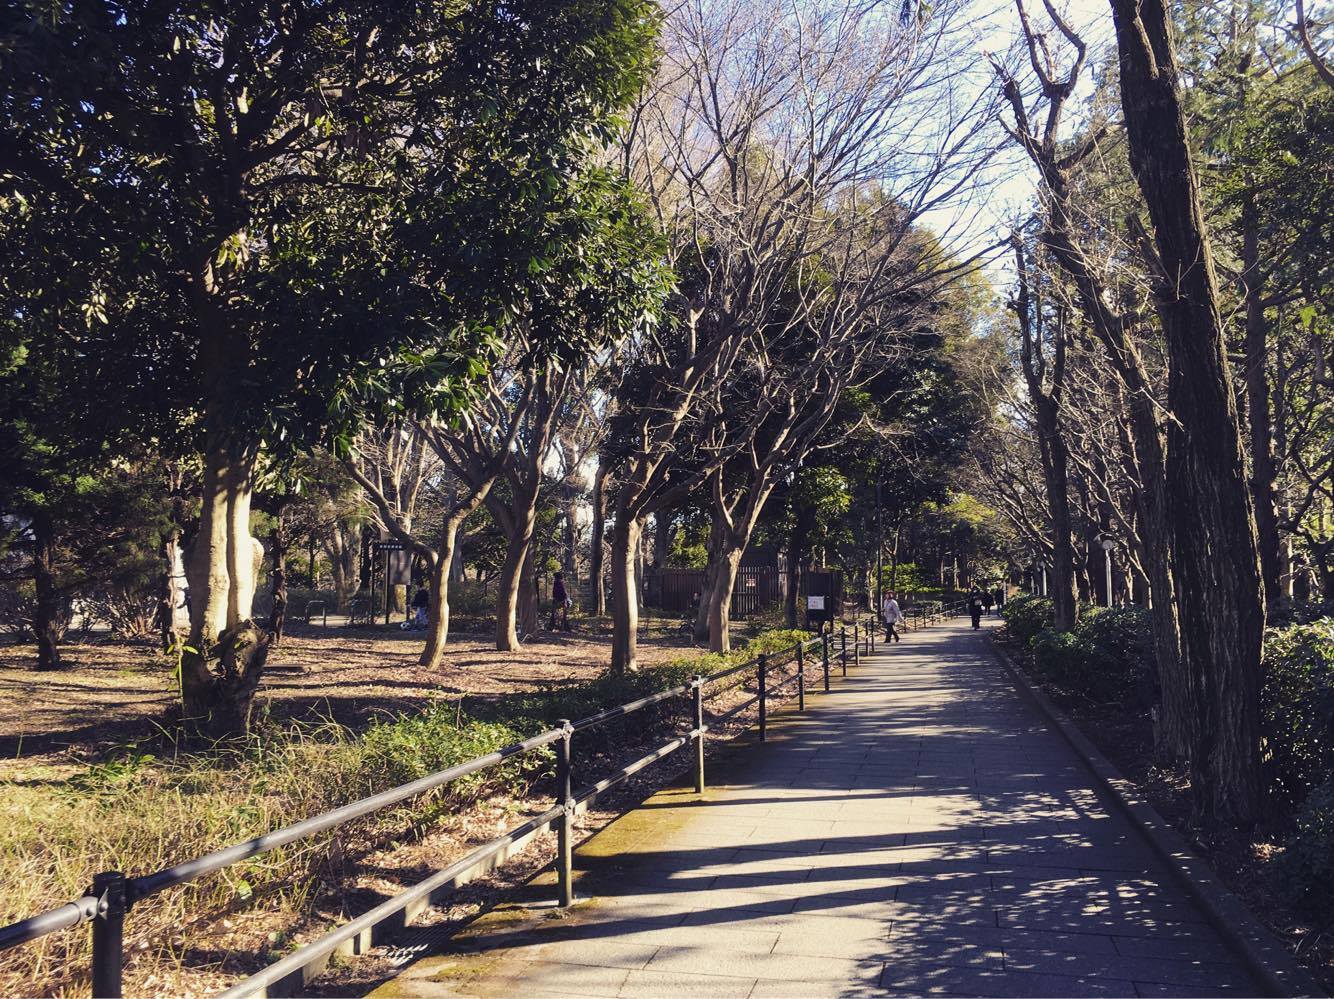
<box><xmin>0</xmin><ymin>612</ymin><xmax>939</xmax><ymax>998</ymax></box>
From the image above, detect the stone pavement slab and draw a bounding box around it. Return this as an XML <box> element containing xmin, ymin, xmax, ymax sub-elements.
<box><xmin>370</xmin><ymin>618</ymin><xmax>1259</xmax><ymax>998</ymax></box>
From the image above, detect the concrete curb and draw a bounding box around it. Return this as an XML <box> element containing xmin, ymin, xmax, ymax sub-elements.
<box><xmin>990</xmin><ymin>638</ymin><xmax>1324</xmax><ymax>998</ymax></box>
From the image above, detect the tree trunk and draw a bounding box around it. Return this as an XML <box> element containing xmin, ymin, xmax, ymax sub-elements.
<box><xmin>707</xmin><ymin>543</ymin><xmax>745</xmax><ymax>653</ymax></box>
<box><xmin>564</xmin><ymin>499</ymin><xmax>579</xmax><ymax>584</ymax></box>
<box><xmin>588</xmin><ymin>459</ymin><xmax>609</xmax><ymax>615</ymax></box>
<box><xmin>32</xmin><ymin>514</ymin><xmax>62</xmax><ymax>671</ymax></box>
<box><xmin>268</xmin><ymin>514</ymin><xmax>288</xmax><ymax>644</ymax></box>
<box><xmin>609</xmin><ymin>512</ymin><xmax>643</xmax><ymax>675</ymax></box>
<box><xmin>181</xmin><ymin>431</ymin><xmax>266</xmax><ymax>731</ymax></box>
<box><xmin>693</xmin><ymin>517</ymin><xmax>724</xmax><ymax>643</ymax></box>
<box><xmin>652</xmin><ymin>512</ymin><xmax>671</xmax><ymax>570</ymax></box>
<box><xmin>158</xmin><ymin>528</ymin><xmax>183</xmax><ymax>655</ymax></box>
<box><xmin>1034</xmin><ymin>395</ymin><xmax>1080</xmax><ymax>631</ymax></box>
<box><xmin>329</xmin><ymin>533</ymin><xmax>349</xmax><ymax>609</ymax></box>
<box><xmin>495</xmin><ymin>530</ymin><xmax>529</xmax><ymax>651</ymax></box>
<box><xmin>889</xmin><ymin>523</ymin><xmax>902</xmax><ymax>593</ymax></box>
<box><xmin>785</xmin><ymin>504</ymin><xmax>812</xmax><ymax>628</ymax></box>
<box><xmin>419</xmin><ymin>534</ymin><xmax>456</xmax><ymax>669</ymax></box>
<box><xmin>1242</xmin><ymin>198</ymin><xmax>1281</xmax><ymax>610</ymax></box>
<box><xmin>1111</xmin><ymin>0</ymin><xmax>1266</xmax><ymax>824</ymax></box>
<box><xmin>518</xmin><ymin>544</ymin><xmax>539</xmax><ymax>638</ymax></box>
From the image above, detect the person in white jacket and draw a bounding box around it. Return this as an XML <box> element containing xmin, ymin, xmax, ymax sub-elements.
<box><xmin>881</xmin><ymin>591</ymin><xmax>904</xmax><ymax>643</ymax></box>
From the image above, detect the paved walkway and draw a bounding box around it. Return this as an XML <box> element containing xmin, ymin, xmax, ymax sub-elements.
<box><xmin>375</xmin><ymin>618</ymin><xmax>1257</xmax><ymax>998</ymax></box>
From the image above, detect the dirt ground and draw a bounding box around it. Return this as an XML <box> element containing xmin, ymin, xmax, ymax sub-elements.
<box><xmin>0</xmin><ymin>622</ymin><xmax>690</xmax><ymax>772</ymax></box>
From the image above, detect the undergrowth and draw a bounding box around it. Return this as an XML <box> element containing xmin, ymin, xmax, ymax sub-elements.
<box><xmin>0</xmin><ymin>626</ymin><xmax>810</xmax><ymax>994</ymax></box>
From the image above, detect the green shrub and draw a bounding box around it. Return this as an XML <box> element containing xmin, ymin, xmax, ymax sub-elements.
<box><xmin>1262</xmin><ymin>619</ymin><xmax>1334</xmax><ymax>810</ymax></box>
<box><xmin>1277</xmin><ymin>778</ymin><xmax>1334</xmax><ymax>922</ymax></box>
<box><xmin>1071</xmin><ymin>606</ymin><xmax>1153</xmax><ymax>703</ymax></box>
<box><xmin>1029</xmin><ymin>627</ymin><xmax>1121</xmax><ymax>702</ymax></box>
<box><xmin>1002</xmin><ymin>595</ymin><xmax>1054</xmax><ymax>645</ymax></box>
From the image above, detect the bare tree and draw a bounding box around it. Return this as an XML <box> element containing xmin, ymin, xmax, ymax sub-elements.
<box><xmin>346</xmin><ymin>412</ymin><xmax>524</xmax><ymax>668</ymax></box>
<box><xmin>1009</xmin><ymin>237</ymin><xmax>1079</xmax><ymax>631</ymax></box>
<box><xmin>992</xmin><ymin>0</ymin><xmax>1188</xmax><ymax>758</ymax></box>
<box><xmin>610</xmin><ymin>0</ymin><xmax>1000</xmax><ymax>670</ymax></box>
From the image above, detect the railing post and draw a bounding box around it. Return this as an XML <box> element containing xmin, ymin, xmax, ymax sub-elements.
<box><xmin>757</xmin><ymin>654</ymin><xmax>768</xmax><ymax>742</ymax></box>
<box><xmin>91</xmin><ymin>870</ymin><xmax>126</xmax><ymax>999</ymax></box>
<box><xmin>555</xmin><ymin>720</ymin><xmax>574</xmax><ymax>907</ymax></box>
<box><xmin>692</xmin><ymin>675</ymin><xmax>705</xmax><ymax>794</ymax></box>
<box><xmin>853</xmin><ymin>622</ymin><xmax>860</xmax><ymax>667</ymax></box>
<box><xmin>869</xmin><ymin>617</ymin><xmax>876</xmax><ymax>653</ymax></box>
<box><xmin>797</xmin><ymin>643</ymin><xmax>806</xmax><ymax>711</ymax></box>
<box><xmin>840</xmin><ymin>627</ymin><xmax>848</xmax><ymax>677</ymax></box>
<box><xmin>822</xmin><ymin>633</ymin><xmax>831</xmax><ymax>692</ymax></box>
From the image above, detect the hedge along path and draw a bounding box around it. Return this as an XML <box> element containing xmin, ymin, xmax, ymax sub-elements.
<box><xmin>372</xmin><ymin>617</ymin><xmax>1260</xmax><ymax>999</ymax></box>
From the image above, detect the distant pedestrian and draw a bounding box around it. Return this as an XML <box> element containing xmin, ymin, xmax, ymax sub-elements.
<box><xmin>881</xmin><ymin>591</ymin><xmax>904</xmax><ymax>643</ymax></box>
<box><xmin>550</xmin><ymin>572</ymin><xmax>572</xmax><ymax>632</ymax></box>
<box><xmin>982</xmin><ymin>590</ymin><xmax>993</xmax><ymax>617</ymax></box>
<box><xmin>968</xmin><ymin>587</ymin><xmax>984</xmax><ymax>630</ymax></box>
<box><xmin>410</xmin><ymin>585</ymin><xmax>430</xmax><ymax>630</ymax></box>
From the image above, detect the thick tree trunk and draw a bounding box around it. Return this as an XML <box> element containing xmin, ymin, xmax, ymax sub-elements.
<box><xmin>181</xmin><ymin>431</ymin><xmax>266</xmax><ymax>731</ymax></box>
<box><xmin>588</xmin><ymin>460</ymin><xmax>609</xmax><ymax>616</ymax></box>
<box><xmin>609</xmin><ymin>512</ymin><xmax>643</xmax><ymax>675</ymax></box>
<box><xmin>518</xmin><ymin>544</ymin><xmax>539</xmax><ymax>638</ymax></box>
<box><xmin>32</xmin><ymin>514</ymin><xmax>62</xmax><ymax>671</ymax></box>
<box><xmin>707</xmin><ymin>544</ymin><xmax>745</xmax><ymax>653</ymax></box>
<box><xmin>1242</xmin><ymin>200</ymin><xmax>1281</xmax><ymax>609</ymax></box>
<box><xmin>1111</xmin><ymin>0</ymin><xmax>1266</xmax><ymax>823</ymax></box>
<box><xmin>495</xmin><ymin>532</ymin><xmax>528</xmax><ymax>651</ymax></box>
<box><xmin>693</xmin><ymin>517</ymin><xmax>724</xmax><ymax>643</ymax></box>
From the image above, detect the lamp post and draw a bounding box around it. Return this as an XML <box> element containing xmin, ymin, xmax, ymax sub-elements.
<box><xmin>1096</xmin><ymin>536</ymin><xmax>1115</xmax><ymax>608</ymax></box>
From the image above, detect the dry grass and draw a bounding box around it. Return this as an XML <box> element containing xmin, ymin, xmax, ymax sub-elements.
<box><xmin>0</xmin><ymin>625</ymin><xmax>808</xmax><ymax>997</ymax></box>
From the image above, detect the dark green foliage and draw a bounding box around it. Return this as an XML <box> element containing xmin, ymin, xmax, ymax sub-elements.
<box><xmin>1027</xmin><ymin>608</ymin><xmax>1151</xmax><ymax>704</ymax></box>
<box><xmin>1262</xmin><ymin>620</ymin><xmax>1334</xmax><ymax>810</ymax></box>
<box><xmin>1002</xmin><ymin>595</ymin><xmax>1055</xmax><ymax>645</ymax></box>
<box><xmin>1029</xmin><ymin>628</ymin><xmax>1118</xmax><ymax>702</ymax></box>
<box><xmin>1277</xmin><ymin>778</ymin><xmax>1334</xmax><ymax>923</ymax></box>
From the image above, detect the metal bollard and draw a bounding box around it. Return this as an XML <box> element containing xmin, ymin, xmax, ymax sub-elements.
<box><xmin>822</xmin><ymin>633</ymin><xmax>831</xmax><ymax>692</ymax></box>
<box><xmin>692</xmin><ymin>675</ymin><xmax>706</xmax><ymax>794</ymax></box>
<box><xmin>797</xmin><ymin>643</ymin><xmax>806</xmax><ymax>711</ymax></box>
<box><xmin>870</xmin><ymin>618</ymin><xmax>876</xmax><ymax>653</ymax></box>
<box><xmin>91</xmin><ymin>870</ymin><xmax>126</xmax><ymax>999</ymax></box>
<box><xmin>556</xmin><ymin>720</ymin><xmax>575</xmax><ymax>907</ymax></box>
<box><xmin>758</xmin><ymin>654</ymin><xmax>768</xmax><ymax>742</ymax></box>
<box><xmin>853</xmin><ymin>622</ymin><xmax>860</xmax><ymax>667</ymax></box>
<box><xmin>840</xmin><ymin>628</ymin><xmax>848</xmax><ymax>676</ymax></box>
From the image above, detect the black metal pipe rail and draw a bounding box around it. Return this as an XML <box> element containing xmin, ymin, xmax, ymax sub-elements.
<box><xmin>0</xmin><ymin>622</ymin><xmax>924</xmax><ymax>997</ymax></box>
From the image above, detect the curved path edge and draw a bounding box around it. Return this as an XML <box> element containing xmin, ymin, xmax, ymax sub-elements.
<box><xmin>989</xmin><ymin>638</ymin><xmax>1325</xmax><ymax>999</ymax></box>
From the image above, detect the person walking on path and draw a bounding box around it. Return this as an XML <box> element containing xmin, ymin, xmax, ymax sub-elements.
<box><xmin>549</xmin><ymin>571</ymin><xmax>572</xmax><ymax>632</ymax></box>
<box><xmin>881</xmin><ymin>590</ymin><xmax>904</xmax><ymax>642</ymax></box>
<box><xmin>968</xmin><ymin>586</ymin><xmax>984</xmax><ymax>629</ymax></box>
